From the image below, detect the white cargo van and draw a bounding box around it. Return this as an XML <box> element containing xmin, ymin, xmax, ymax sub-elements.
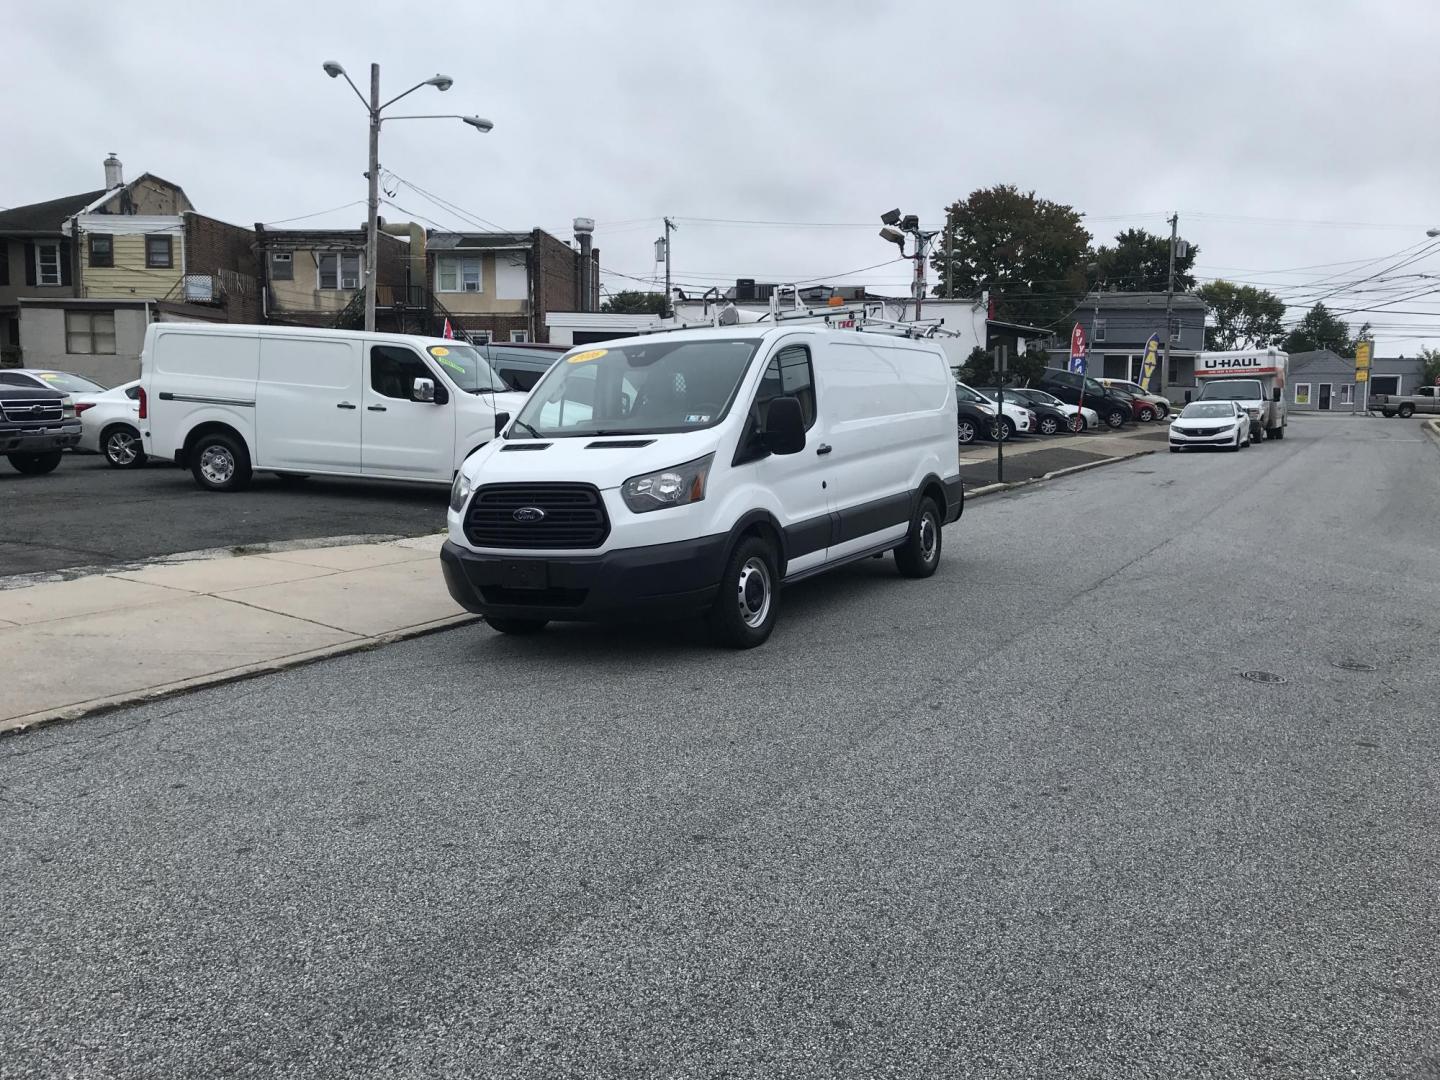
<box><xmin>140</xmin><ymin>323</ymin><xmax>527</xmax><ymax>491</ymax></box>
<box><xmin>441</xmin><ymin>324</ymin><xmax>964</xmax><ymax>647</ymax></box>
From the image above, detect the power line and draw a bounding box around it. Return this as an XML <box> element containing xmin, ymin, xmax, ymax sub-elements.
<box><xmin>262</xmin><ymin>200</ymin><xmax>367</xmax><ymax>226</ymax></box>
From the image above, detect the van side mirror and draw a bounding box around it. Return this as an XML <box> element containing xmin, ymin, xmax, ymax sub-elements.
<box><xmin>1273</xmin><ymin>387</ymin><xmax>1281</xmax><ymax>402</ymax></box>
<box><xmin>1184</xmin><ymin>391</ymin><xmax>1193</xmax><ymax>403</ymax></box>
<box><xmin>764</xmin><ymin>396</ymin><xmax>806</xmax><ymax>455</ymax></box>
<box><xmin>494</xmin><ymin>411</ymin><xmax>509</xmax><ymax>436</ymax></box>
<box><xmin>413</xmin><ymin>377</ymin><xmax>436</xmax><ymax>403</ymax></box>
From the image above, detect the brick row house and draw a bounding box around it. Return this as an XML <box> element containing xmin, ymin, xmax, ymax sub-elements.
<box><xmin>0</xmin><ymin>156</ymin><xmax>260</xmax><ymax>385</ymax></box>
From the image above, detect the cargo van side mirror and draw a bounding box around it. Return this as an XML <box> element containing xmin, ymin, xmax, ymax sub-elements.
<box><xmin>412</xmin><ymin>377</ymin><xmax>436</xmax><ymax>403</ymax></box>
<box><xmin>494</xmin><ymin>411</ymin><xmax>509</xmax><ymax>436</ymax></box>
<box><xmin>764</xmin><ymin>396</ymin><xmax>806</xmax><ymax>455</ymax></box>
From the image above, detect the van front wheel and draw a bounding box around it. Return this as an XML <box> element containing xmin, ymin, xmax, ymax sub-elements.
<box><xmin>709</xmin><ymin>535</ymin><xmax>779</xmax><ymax>649</ymax></box>
<box><xmin>190</xmin><ymin>432</ymin><xmax>252</xmax><ymax>492</ymax></box>
<box><xmin>894</xmin><ymin>496</ymin><xmax>942</xmax><ymax>579</ymax></box>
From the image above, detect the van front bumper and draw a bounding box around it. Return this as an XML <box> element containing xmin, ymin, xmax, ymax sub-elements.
<box><xmin>441</xmin><ymin>536</ymin><xmax>729</xmax><ymax>623</ymax></box>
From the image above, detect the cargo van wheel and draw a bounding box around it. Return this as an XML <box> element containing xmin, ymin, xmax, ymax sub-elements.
<box><xmin>709</xmin><ymin>535</ymin><xmax>778</xmax><ymax>649</ymax></box>
<box><xmin>1273</xmin><ymin>426</ymin><xmax>1285</xmax><ymax>440</ymax></box>
<box><xmin>190</xmin><ymin>432</ymin><xmax>252</xmax><ymax>492</ymax></box>
<box><xmin>894</xmin><ymin>496</ymin><xmax>942</xmax><ymax>579</ymax></box>
<box><xmin>486</xmin><ymin>617</ymin><xmax>548</xmax><ymax>635</ymax></box>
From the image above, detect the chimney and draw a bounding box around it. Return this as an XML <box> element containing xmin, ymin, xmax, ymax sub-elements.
<box><xmin>573</xmin><ymin>217</ymin><xmax>595</xmax><ymax>312</ymax></box>
<box><xmin>103</xmin><ymin>153</ymin><xmax>123</xmax><ymax>189</ymax></box>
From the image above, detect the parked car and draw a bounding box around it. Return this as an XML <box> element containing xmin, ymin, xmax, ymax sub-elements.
<box><xmin>0</xmin><ymin>368</ymin><xmax>108</xmax><ymax>395</ymax></box>
<box><xmin>1368</xmin><ymin>385</ymin><xmax>1440</xmax><ymax>418</ymax></box>
<box><xmin>1031</xmin><ymin>368</ymin><xmax>1133</xmax><ymax>429</ymax></box>
<box><xmin>1168</xmin><ymin>400</ymin><xmax>1250</xmax><ymax>452</ymax></box>
<box><xmin>1099</xmin><ymin>378</ymin><xmax>1170</xmax><ymax>421</ymax></box>
<box><xmin>74</xmin><ymin>380</ymin><xmax>148</xmax><ymax>468</ymax></box>
<box><xmin>442</xmin><ymin>325</ymin><xmax>964</xmax><ymax>648</ymax></box>
<box><xmin>0</xmin><ymin>384</ymin><xmax>82</xmax><ymax>474</ymax></box>
<box><xmin>142</xmin><ymin>323</ymin><xmax>528</xmax><ymax>492</ymax></box>
<box><xmin>1010</xmin><ymin>386</ymin><xmax>1097</xmax><ymax>431</ymax></box>
<box><xmin>953</xmin><ymin>381</ymin><xmax>998</xmax><ymax>444</ymax></box>
<box><xmin>976</xmin><ymin>386</ymin><xmax>1072</xmax><ymax>435</ymax></box>
<box><xmin>477</xmin><ymin>342</ymin><xmax>567</xmax><ymax>392</ymax></box>
<box><xmin>956</xmin><ymin>380</ymin><xmax>1033</xmax><ymax>440</ymax></box>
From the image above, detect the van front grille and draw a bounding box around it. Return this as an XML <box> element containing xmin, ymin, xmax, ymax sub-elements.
<box><xmin>464</xmin><ymin>483</ymin><xmax>610</xmax><ymax>550</ymax></box>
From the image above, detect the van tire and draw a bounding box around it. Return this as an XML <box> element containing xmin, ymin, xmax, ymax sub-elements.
<box><xmin>486</xmin><ymin>617</ymin><xmax>548</xmax><ymax>635</ymax></box>
<box><xmin>1273</xmin><ymin>425</ymin><xmax>1285</xmax><ymax>440</ymax></box>
<box><xmin>894</xmin><ymin>496</ymin><xmax>942</xmax><ymax>579</ymax></box>
<box><xmin>8</xmin><ymin>451</ymin><xmax>63</xmax><ymax>475</ymax></box>
<box><xmin>190</xmin><ymin>431</ymin><xmax>252</xmax><ymax>492</ymax></box>
<box><xmin>708</xmin><ymin>535</ymin><xmax>779</xmax><ymax>649</ymax></box>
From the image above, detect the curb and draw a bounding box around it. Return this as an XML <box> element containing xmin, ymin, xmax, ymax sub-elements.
<box><xmin>0</xmin><ymin>612</ymin><xmax>482</xmax><ymax>738</ymax></box>
<box><xmin>966</xmin><ymin>448</ymin><xmax>1155</xmax><ymax>501</ymax></box>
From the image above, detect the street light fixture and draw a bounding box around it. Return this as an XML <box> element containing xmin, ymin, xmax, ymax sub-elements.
<box><xmin>877</xmin><ymin>208</ymin><xmax>939</xmax><ymax>318</ymax></box>
<box><xmin>322</xmin><ymin>60</ymin><xmax>492</xmax><ymax>332</ymax></box>
<box><xmin>1427</xmin><ymin>228</ymin><xmax>1440</xmax><ymax>238</ymax></box>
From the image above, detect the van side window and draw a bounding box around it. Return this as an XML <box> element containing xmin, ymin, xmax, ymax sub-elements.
<box><xmin>754</xmin><ymin>345</ymin><xmax>816</xmax><ymax>429</ymax></box>
<box><xmin>371</xmin><ymin>345</ymin><xmax>433</xmax><ymax>400</ymax></box>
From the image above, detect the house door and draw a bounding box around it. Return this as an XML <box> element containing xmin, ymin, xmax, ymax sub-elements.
<box><xmin>1318</xmin><ymin>383</ymin><xmax>1332</xmax><ymax>411</ymax></box>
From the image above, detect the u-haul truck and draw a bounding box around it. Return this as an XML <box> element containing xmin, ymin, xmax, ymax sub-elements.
<box><xmin>1194</xmin><ymin>348</ymin><xmax>1289</xmax><ymax>441</ymax></box>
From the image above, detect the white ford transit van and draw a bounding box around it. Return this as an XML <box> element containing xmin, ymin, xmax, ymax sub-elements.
<box><xmin>140</xmin><ymin>323</ymin><xmax>526</xmax><ymax>491</ymax></box>
<box><xmin>441</xmin><ymin>324</ymin><xmax>964</xmax><ymax>647</ymax></box>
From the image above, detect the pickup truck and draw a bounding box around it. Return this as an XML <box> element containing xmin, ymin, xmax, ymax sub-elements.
<box><xmin>1369</xmin><ymin>385</ymin><xmax>1440</xmax><ymax>418</ymax></box>
<box><xmin>0</xmin><ymin>384</ymin><xmax>82</xmax><ymax>474</ymax></box>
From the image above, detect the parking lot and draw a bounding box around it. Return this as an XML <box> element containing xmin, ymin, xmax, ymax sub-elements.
<box><xmin>0</xmin><ymin>455</ymin><xmax>448</xmax><ymax>579</ymax></box>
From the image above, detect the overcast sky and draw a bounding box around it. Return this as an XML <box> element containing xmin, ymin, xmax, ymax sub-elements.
<box><xmin>7</xmin><ymin>1</ymin><xmax>1440</xmax><ymax>348</ymax></box>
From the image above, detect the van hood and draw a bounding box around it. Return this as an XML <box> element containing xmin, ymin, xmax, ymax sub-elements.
<box><xmin>463</xmin><ymin>428</ymin><xmax>724</xmax><ymax>490</ymax></box>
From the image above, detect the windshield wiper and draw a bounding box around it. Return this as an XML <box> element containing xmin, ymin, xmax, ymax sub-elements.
<box><xmin>510</xmin><ymin>419</ymin><xmax>543</xmax><ymax>439</ymax></box>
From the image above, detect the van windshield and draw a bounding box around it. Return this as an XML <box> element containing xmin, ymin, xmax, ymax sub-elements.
<box><xmin>1199</xmin><ymin>379</ymin><xmax>1264</xmax><ymax>401</ymax></box>
<box><xmin>424</xmin><ymin>344</ymin><xmax>506</xmax><ymax>393</ymax></box>
<box><xmin>510</xmin><ymin>338</ymin><xmax>760</xmax><ymax>437</ymax></box>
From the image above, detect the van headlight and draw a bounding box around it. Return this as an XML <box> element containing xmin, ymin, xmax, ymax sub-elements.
<box><xmin>621</xmin><ymin>454</ymin><xmax>713</xmax><ymax>513</ymax></box>
<box><xmin>449</xmin><ymin>471</ymin><xmax>474</xmax><ymax>513</ymax></box>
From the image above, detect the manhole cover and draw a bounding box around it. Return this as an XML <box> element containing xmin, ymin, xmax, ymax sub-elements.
<box><xmin>1240</xmin><ymin>670</ymin><xmax>1287</xmax><ymax>684</ymax></box>
<box><xmin>1333</xmin><ymin>659</ymin><xmax>1377</xmax><ymax>672</ymax></box>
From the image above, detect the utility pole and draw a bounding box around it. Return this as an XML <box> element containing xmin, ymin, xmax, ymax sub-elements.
<box><xmin>662</xmin><ymin>216</ymin><xmax>676</xmax><ymax>319</ymax></box>
<box><xmin>912</xmin><ymin>233</ymin><xmax>927</xmax><ymax>321</ymax></box>
<box><xmin>365</xmin><ymin>63</ymin><xmax>381</xmax><ymax>333</ymax></box>
<box><xmin>993</xmin><ymin>343</ymin><xmax>1008</xmax><ymax>483</ymax></box>
<box><xmin>1160</xmin><ymin>211</ymin><xmax>1178</xmax><ymax>390</ymax></box>
<box><xmin>944</xmin><ymin>212</ymin><xmax>954</xmax><ymax>300</ymax></box>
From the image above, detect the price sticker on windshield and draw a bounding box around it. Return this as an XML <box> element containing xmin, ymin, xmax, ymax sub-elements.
<box><xmin>427</xmin><ymin>345</ymin><xmax>466</xmax><ymax>373</ymax></box>
<box><xmin>567</xmin><ymin>349</ymin><xmax>608</xmax><ymax>364</ymax></box>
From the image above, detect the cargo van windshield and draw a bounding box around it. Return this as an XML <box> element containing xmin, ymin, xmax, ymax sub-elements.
<box><xmin>509</xmin><ymin>339</ymin><xmax>760</xmax><ymax>437</ymax></box>
<box><xmin>1199</xmin><ymin>379</ymin><xmax>1264</xmax><ymax>401</ymax></box>
<box><xmin>425</xmin><ymin>344</ymin><xmax>506</xmax><ymax>393</ymax></box>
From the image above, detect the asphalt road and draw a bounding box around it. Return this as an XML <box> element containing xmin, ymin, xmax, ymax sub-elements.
<box><xmin>0</xmin><ymin>456</ymin><xmax>448</xmax><ymax>579</ymax></box>
<box><xmin>3</xmin><ymin>415</ymin><xmax>1438</xmax><ymax>1079</ymax></box>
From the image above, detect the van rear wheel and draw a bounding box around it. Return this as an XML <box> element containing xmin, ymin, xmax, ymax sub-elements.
<box><xmin>190</xmin><ymin>432</ymin><xmax>252</xmax><ymax>492</ymax></box>
<box><xmin>894</xmin><ymin>496</ymin><xmax>942</xmax><ymax>579</ymax></box>
<box><xmin>709</xmin><ymin>535</ymin><xmax>779</xmax><ymax>649</ymax></box>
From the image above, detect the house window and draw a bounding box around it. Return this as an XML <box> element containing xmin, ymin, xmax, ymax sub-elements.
<box><xmin>145</xmin><ymin>235</ymin><xmax>173</xmax><ymax>269</ymax></box>
<box><xmin>36</xmin><ymin>242</ymin><xmax>62</xmax><ymax>286</ymax></box>
<box><xmin>65</xmin><ymin>310</ymin><xmax>116</xmax><ymax>355</ymax></box>
<box><xmin>510</xmin><ymin>330</ymin><xmax>529</xmax><ymax>343</ymax></box>
<box><xmin>318</xmin><ymin>253</ymin><xmax>361</xmax><ymax>290</ymax></box>
<box><xmin>88</xmin><ymin>234</ymin><xmax>113</xmax><ymax>268</ymax></box>
<box><xmin>269</xmin><ymin>251</ymin><xmax>294</xmax><ymax>281</ymax></box>
<box><xmin>437</xmin><ymin>255</ymin><xmax>482</xmax><ymax>293</ymax></box>
<box><xmin>471</xmin><ymin>330</ymin><xmax>492</xmax><ymax>344</ymax></box>
<box><xmin>1294</xmin><ymin>383</ymin><xmax>1311</xmax><ymax>405</ymax></box>
<box><xmin>1092</xmin><ymin>318</ymin><xmax>1106</xmax><ymax>342</ymax></box>
<box><xmin>1339</xmin><ymin>383</ymin><xmax>1353</xmax><ymax>405</ymax></box>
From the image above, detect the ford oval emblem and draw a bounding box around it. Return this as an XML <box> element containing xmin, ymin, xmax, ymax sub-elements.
<box><xmin>512</xmin><ymin>506</ymin><xmax>546</xmax><ymax>522</ymax></box>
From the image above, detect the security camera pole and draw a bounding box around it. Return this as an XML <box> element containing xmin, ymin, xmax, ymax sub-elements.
<box><xmin>322</xmin><ymin>61</ymin><xmax>493</xmax><ymax>332</ymax></box>
<box><xmin>878</xmin><ymin>209</ymin><xmax>939</xmax><ymax>321</ymax></box>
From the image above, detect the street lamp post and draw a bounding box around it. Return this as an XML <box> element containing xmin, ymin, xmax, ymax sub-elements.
<box><xmin>878</xmin><ymin>209</ymin><xmax>939</xmax><ymax>320</ymax></box>
<box><xmin>323</xmin><ymin>61</ymin><xmax>493</xmax><ymax>332</ymax></box>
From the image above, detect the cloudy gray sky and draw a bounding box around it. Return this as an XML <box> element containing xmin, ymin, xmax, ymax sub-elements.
<box><xmin>7</xmin><ymin>1</ymin><xmax>1440</xmax><ymax>348</ymax></box>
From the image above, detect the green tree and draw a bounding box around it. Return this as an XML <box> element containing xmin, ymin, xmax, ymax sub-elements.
<box><xmin>601</xmin><ymin>290</ymin><xmax>666</xmax><ymax>315</ymax></box>
<box><xmin>1283</xmin><ymin>302</ymin><xmax>1357</xmax><ymax>355</ymax></box>
<box><xmin>932</xmin><ymin>185</ymin><xmax>1091</xmax><ymax>330</ymax></box>
<box><xmin>1195</xmin><ymin>280</ymin><xmax>1286</xmax><ymax>350</ymax></box>
<box><xmin>1093</xmin><ymin>228</ymin><xmax>1198</xmax><ymax>292</ymax></box>
<box><xmin>1416</xmin><ymin>345</ymin><xmax>1440</xmax><ymax>386</ymax></box>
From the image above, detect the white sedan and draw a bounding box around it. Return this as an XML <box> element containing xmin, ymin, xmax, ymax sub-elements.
<box><xmin>74</xmin><ymin>380</ymin><xmax>148</xmax><ymax>468</ymax></box>
<box><xmin>1169</xmin><ymin>400</ymin><xmax>1251</xmax><ymax>453</ymax></box>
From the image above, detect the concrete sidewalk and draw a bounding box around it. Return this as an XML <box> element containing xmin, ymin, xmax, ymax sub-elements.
<box><xmin>0</xmin><ymin>534</ymin><xmax>475</xmax><ymax>734</ymax></box>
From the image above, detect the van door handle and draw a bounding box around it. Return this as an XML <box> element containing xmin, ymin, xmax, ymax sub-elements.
<box><xmin>816</xmin><ymin>443</ymin><xmax>833</xmax><ymax>455</ymax></box>
<box><xmin>366</xmin><ymin>405</ymin><xmax>387</xmax><ymax>412</ymax></box>
<box><xmin>336</xmin><ymin>402</ymin><xmax>357</xmax><ymax>410</ymax></box>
